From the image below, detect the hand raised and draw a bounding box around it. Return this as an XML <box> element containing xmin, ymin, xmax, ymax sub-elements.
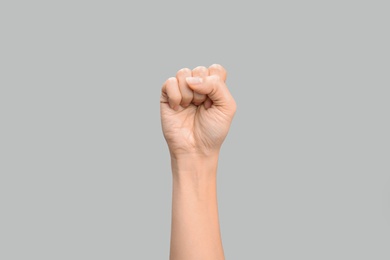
<box><xmin>160</xmin><ymin>64</ymin><xmax>237</xmax><ymax>158</ymax></box>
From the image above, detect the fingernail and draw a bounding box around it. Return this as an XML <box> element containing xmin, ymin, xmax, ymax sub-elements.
<box><xmin>186</xmin><ymin>77</ymin><xmax>202</xmax><ymax>85</ymax></box>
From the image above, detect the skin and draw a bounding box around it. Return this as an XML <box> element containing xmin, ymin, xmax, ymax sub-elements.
<box><xmin>160</xmin><ymin>64</ymin><xmax>237</xmax><ymax>260</ymax></box>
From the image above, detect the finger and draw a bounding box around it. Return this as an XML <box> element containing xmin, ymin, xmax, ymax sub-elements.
<box><xmin>162</xmin><ymin>77</ymin><xmax>181</xmax><ymax>111</ymax></box>
<box><xmin>204</xmin><ymin>96</ymin><xmax>213</xmax><ymax>109</ymax></box>
<box><xmin>175</xmin><ymin>68</ymin><xmax>193</xmax><ymax>108</ymax></box>
<box><xmin>191</xmin><ymin>66</ymin><xmax>209</xmax><ymax>105</ymax></box>
<box><xmin>185</xmin><ymin>75</ymin><xmax>237</xmax><ymax>114</ymax></box>
<box><xmin>208</xmin><ymin>64</ymin><xmax>227</xmax><ymax>82</ymax></box>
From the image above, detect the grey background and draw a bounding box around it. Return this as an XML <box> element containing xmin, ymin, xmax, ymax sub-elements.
<box><xmin>1</xmin><ymin>0</ymin><xmax>389</xmax><ymax>259</ymax></box>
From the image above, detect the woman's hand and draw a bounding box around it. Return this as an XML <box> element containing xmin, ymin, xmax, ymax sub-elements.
<box><xmin>160</xmin><ymin>64</ymin><xmax>237</xmax><ymax>158</ymax></box>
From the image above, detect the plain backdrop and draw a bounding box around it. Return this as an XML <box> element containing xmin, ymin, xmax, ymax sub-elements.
<box><xmin>1</xmin><ymin>1</ymin><xmax>389</xmax><ymax>259</ymax></box>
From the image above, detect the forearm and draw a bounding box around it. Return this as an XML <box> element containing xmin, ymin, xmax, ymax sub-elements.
<box><xmin>169</xmin><ymin>154</ymin><xmax>225</xmax><ymax>260</ymax></box>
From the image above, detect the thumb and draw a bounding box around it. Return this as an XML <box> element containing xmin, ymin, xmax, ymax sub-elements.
<box><xmin>186</xmin><ymin>75</ymin><xmax>236</xmax><ymax>109</ymax></box>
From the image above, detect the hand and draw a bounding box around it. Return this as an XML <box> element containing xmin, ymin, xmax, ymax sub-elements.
<box><xmin>160</xmin><ymin>64</ymin><xmax>237</xmax><ymax>158</ymax></box>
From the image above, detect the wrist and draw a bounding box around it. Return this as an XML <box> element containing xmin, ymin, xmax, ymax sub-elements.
<box><xmin>171</xmin><ymin>153</ymin><xmax>219</xmax><ymax>202</ymax></box>
<box><xmin>170</xmin><ymin>152</ymin><xmax>220</xmax><ymax>181</ymax></box>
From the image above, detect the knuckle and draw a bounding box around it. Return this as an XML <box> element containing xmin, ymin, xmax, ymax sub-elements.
<box><xmin>193</xmin><ymin>66</ymin><xmax>208</xmax><ymax>72</ymax></box>
<box><xmin>166</xmin><ymin>77</ymin><xmax>177</xmax><ymax>84</ymax></box>
<box><xmin>176</xmin><ymin>68</ymin><xmax>191</xmax><ymax>77</ymax></box>
<box><xmin>209</xmin><ymin>64</ymin><xmax>227</xmax><ymax>79</ymax></box>
<box><xmin>211</xmin><ymin>64</ymin><xmax>226</xmax><ymax>72</ymax></box>
<box><xmin>209</xmin><ymin>63</ymin><xmax>225</xmax><ymax>71</ymax></box>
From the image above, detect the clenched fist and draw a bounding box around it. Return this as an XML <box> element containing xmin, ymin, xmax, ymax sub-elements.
<box><xmin>160</xmin><ymin>64</ymin><xmax>237</xmax><ymax>158</ymax></box>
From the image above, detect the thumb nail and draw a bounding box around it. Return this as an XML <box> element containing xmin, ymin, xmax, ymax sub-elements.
<box><xmin>186</xmin><ymin>77</ymin><xmax>203</xmax><ymax>85</ymax></box>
